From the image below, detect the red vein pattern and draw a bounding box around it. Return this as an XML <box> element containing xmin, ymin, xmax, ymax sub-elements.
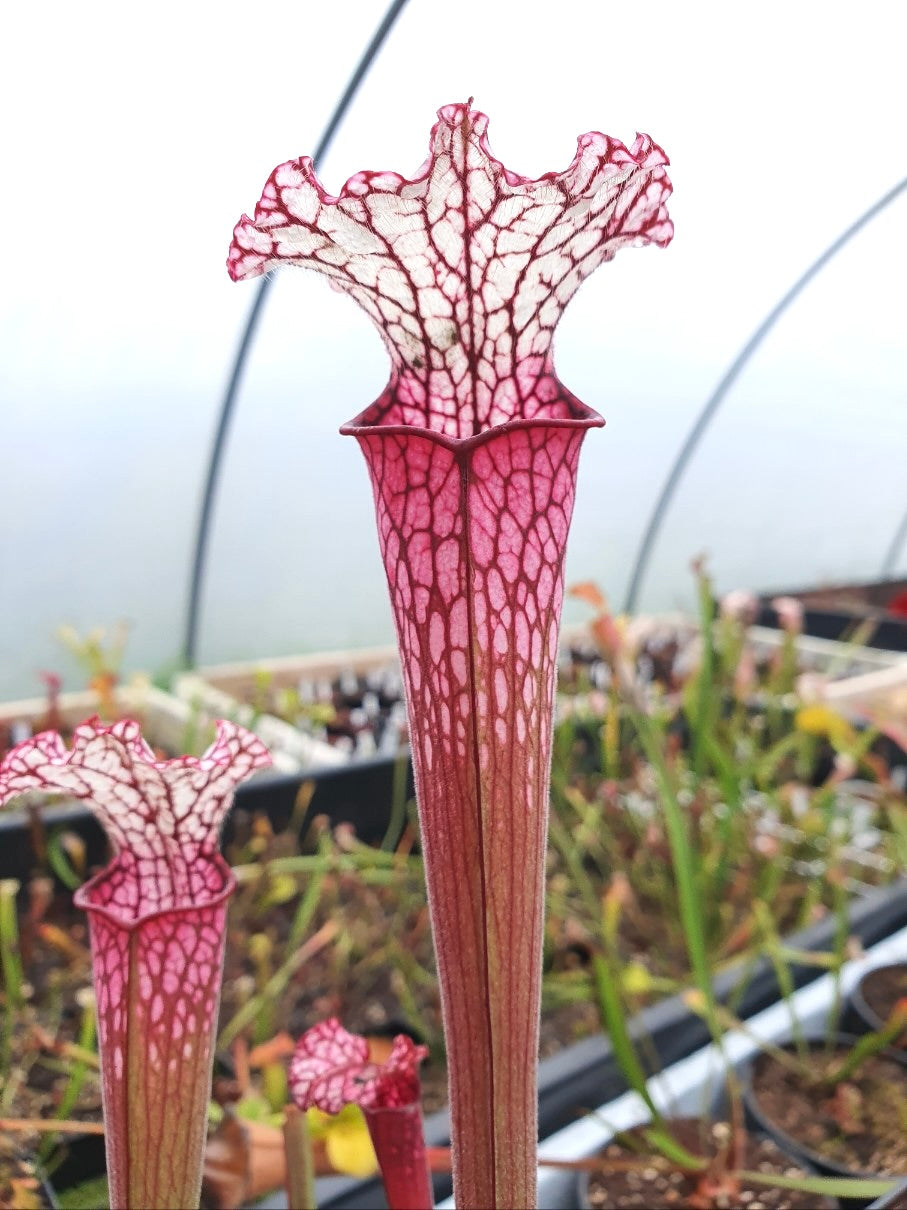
<box><xmin>0</xmin><ymin>718</ymin><xmax>270</xmax><ymax>1210</ymax></box>
<box><xmin>290</xmin><ymin>1018</ymin><xmax>427</xmax><ymax>1113</ymax></box>
<box><xmin>290</xmin><ymin>1020</ymin><xmax>432</xmax><ymax>1210</ymax></box>
<box><xmin>230</xmin><ymin>102</ymin><xmax>673</xmax><ymax>1209</ymax></box>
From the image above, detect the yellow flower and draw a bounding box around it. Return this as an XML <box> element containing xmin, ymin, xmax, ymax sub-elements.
<box><xmin>621</xmin><ymin>962</ymin><xmax>655</xmax><ymax>997</ymax></box>
<box><xmin>306</xmin><ymin>1105</ymin><xmax>378</xmax><ymax>1178</ymax></box>
<box><xmin>794</xmin><ymin>705</ymin><xmax>854</xmax><ymax>746</ymax></box>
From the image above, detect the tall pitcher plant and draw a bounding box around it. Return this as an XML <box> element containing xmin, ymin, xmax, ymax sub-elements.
<box><xmin>230</xmin><ymin>102</ymin><xmax>673</xmax><ymax>1207</ymax></box>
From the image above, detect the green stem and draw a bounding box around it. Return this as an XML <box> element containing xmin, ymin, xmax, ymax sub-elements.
<box><xmin>38</xmin><ymin>992</ymin><xmax>97</xmax><ymax>1163</ymax></box>
<box><xmin>0</xmin><ymin>880</ymin><xmax>24</xmax><ymax>1010</ymax></box>
<box><xmin>233</xmin><ymin>850</ymin><xmax>423</xmax><ymax>881</ymax></box>
<box><xmin>287</xmin><ymin>871</ymin><xmax>326</xmax><ymax>953</ymax></box>
<box><xmin>691</xmin><ymin>568</ymin><xmax>717</xmax><ymax>777</ymax></box>
<box><xmin>284</xmin><ymin>1106</ymin><xmax>317</xmax><ymax>1210</ymax></box>
<box><xmin>738</xmin><ymin>1170</ymin><xmax>894</xmax><ymax>1200</ymax></box>
<box><xmin>381</xmin><ymin>752</ymin><xmax>411</xmax><ymax>851</ymax></box>
<box><xmin>218</xmin><ymin>921</ymin><xmax>338</xmax><ymax>1050</ymax></box>
<box><xmin>753</xmin><ymin>901</ymin><xmax>805</xmax><ymax>1057</ymax></box>
<box><xmin>825</xmin><ymin>1004</ymin><xmax>907</xmax><ymax>1084</ymax></box>
<box><xmin>591</xmin><ymin>954</ymin><xmax>661</xmax><ymax>1123</ymax></box>
<box><xmin>631</xmin><ymin>712</ymin><xmax>722</xmax><ymax>1045</ymax></box>
<box><xmin>0</xmin><ymin>879</ymin><xmax>24</xmax><ymax>1077</ymax></box>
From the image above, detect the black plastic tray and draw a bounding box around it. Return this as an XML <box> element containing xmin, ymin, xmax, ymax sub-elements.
<box><xmin>0</xmin><ymin>752</ymin><xmax>417</xmax><ymax>885</ymax></box>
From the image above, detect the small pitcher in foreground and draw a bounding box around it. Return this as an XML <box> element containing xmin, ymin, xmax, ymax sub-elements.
<box><xmin>0</xmin><ymin>718</ymin><xmax>270</xmax><ymax>1210</ymax></box>
<box><xmin>290</xmin><ymin>1019</ymin><xmax>432</xmax><ymax>1210</ymax></box>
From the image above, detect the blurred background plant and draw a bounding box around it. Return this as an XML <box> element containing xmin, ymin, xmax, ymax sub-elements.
<box><xmin>54</xmin><ymin>625</ymin><xmax>129</xmax><ymax>722</ymax></box>
<box><xmin>545</xmin><ymin>565</ymin><xmax>906</xmax><ymax>1031</ymax></box>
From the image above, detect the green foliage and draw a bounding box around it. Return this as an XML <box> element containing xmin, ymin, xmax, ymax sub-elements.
<box><xmin>55</xmin><ymin>1174</ymin><xmax>109</xmax><ymax>1209</ymax></box>
<box><xmin>545</xmin><ymin>564</ymin><xmax>907</xmax><ymax>1167</ymax></box>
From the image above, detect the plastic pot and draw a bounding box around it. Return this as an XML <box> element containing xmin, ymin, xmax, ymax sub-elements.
<box><xmin>845</xmin><ymin>963</ymin><xmax>907</xmax><ymax>1039</ymax></box>
<box><xmin>741</xmin><ymin>1034</ymin><xmax>907</xmax><ymax>1193</ymax></box>
<box><xmin>576</xmin><ymin>1117</ymin><xmax>836</xmax><ymax>1210</ymax></box>
<box><xmin>867</xmin><ymin>1176</ymin><xmax>907</xmax><ymax>1208</ymax></box>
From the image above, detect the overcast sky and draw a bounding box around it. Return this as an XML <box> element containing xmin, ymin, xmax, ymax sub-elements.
<box><xmin>1</xmin><ymin>0</ymin><xmax>905</xmax><ymax>696</ymax></box>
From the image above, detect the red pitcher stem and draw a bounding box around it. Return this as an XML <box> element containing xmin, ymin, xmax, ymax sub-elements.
<box><xmin>351</xmin><ymin>422</ymin><xmax>597</xmax><ymax>1207</ymax></box>
<box><xmin>364</xmin><ymin>1102</ymin><xmax>433</xmax><ymax>1210</ymax></box>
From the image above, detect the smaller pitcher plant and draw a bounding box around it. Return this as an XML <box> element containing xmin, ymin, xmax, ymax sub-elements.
<box><xmin>0</xmin><ymin>717</ymin><xmax>270</xmax><ymax>1210</ymax></box>
<box><xmin>289</xmin><ymin>1018</ymin><xmax>433</xmax><ymax>1210</ymax></box>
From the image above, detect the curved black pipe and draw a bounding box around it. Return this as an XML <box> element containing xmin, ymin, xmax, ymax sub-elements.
<box><xmin>622</xmin><ymin>173</ymin><xmax>907</xmax><ymax>615</ymax></box>
<box><xmin>182</xmin><ymin>0</ymin><xmax>411</xmax><ymax>667</ymax></box>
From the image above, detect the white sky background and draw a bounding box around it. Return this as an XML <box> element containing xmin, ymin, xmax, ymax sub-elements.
<box><xmin>1</xmin><ymin>0</ymin><xmax>905</xmax><ymax>697</ymax></box>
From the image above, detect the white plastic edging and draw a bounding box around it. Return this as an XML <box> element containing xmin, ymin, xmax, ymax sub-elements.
<box><xmin>0</xmin><ymin>682</ymin><xmax>307</xmax><ymax>778</ymax></box>
<box><xmin>748</xmin><ymin>626</ymin><xmax>905</xmax><ymax>675</ymax></box>
<box><xmin>173</xmin><ymin>672</ymin><xmax>344</xmax><ymax>772</ymax></box>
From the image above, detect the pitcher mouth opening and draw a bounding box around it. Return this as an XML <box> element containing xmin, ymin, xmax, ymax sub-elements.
<box><xmin>341</xmin><ymin>395</ymin><xmax>605</xmax><ymax>453</ymax></box>
<box><xmin>73</xmin><ymin>851</ymin><xmax>235</xmax><ymax>930</ymax></box>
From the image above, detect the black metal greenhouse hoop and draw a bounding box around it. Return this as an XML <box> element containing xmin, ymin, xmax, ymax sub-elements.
<box><xmin>182</xmin><ymin>0</ymin><xmax>411</xmax><ymax>668</ymax></box>
<box><xmin>622</xmin><ymin>173</ymin><xmax>907</xmax><ymax>615</ymax></box>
